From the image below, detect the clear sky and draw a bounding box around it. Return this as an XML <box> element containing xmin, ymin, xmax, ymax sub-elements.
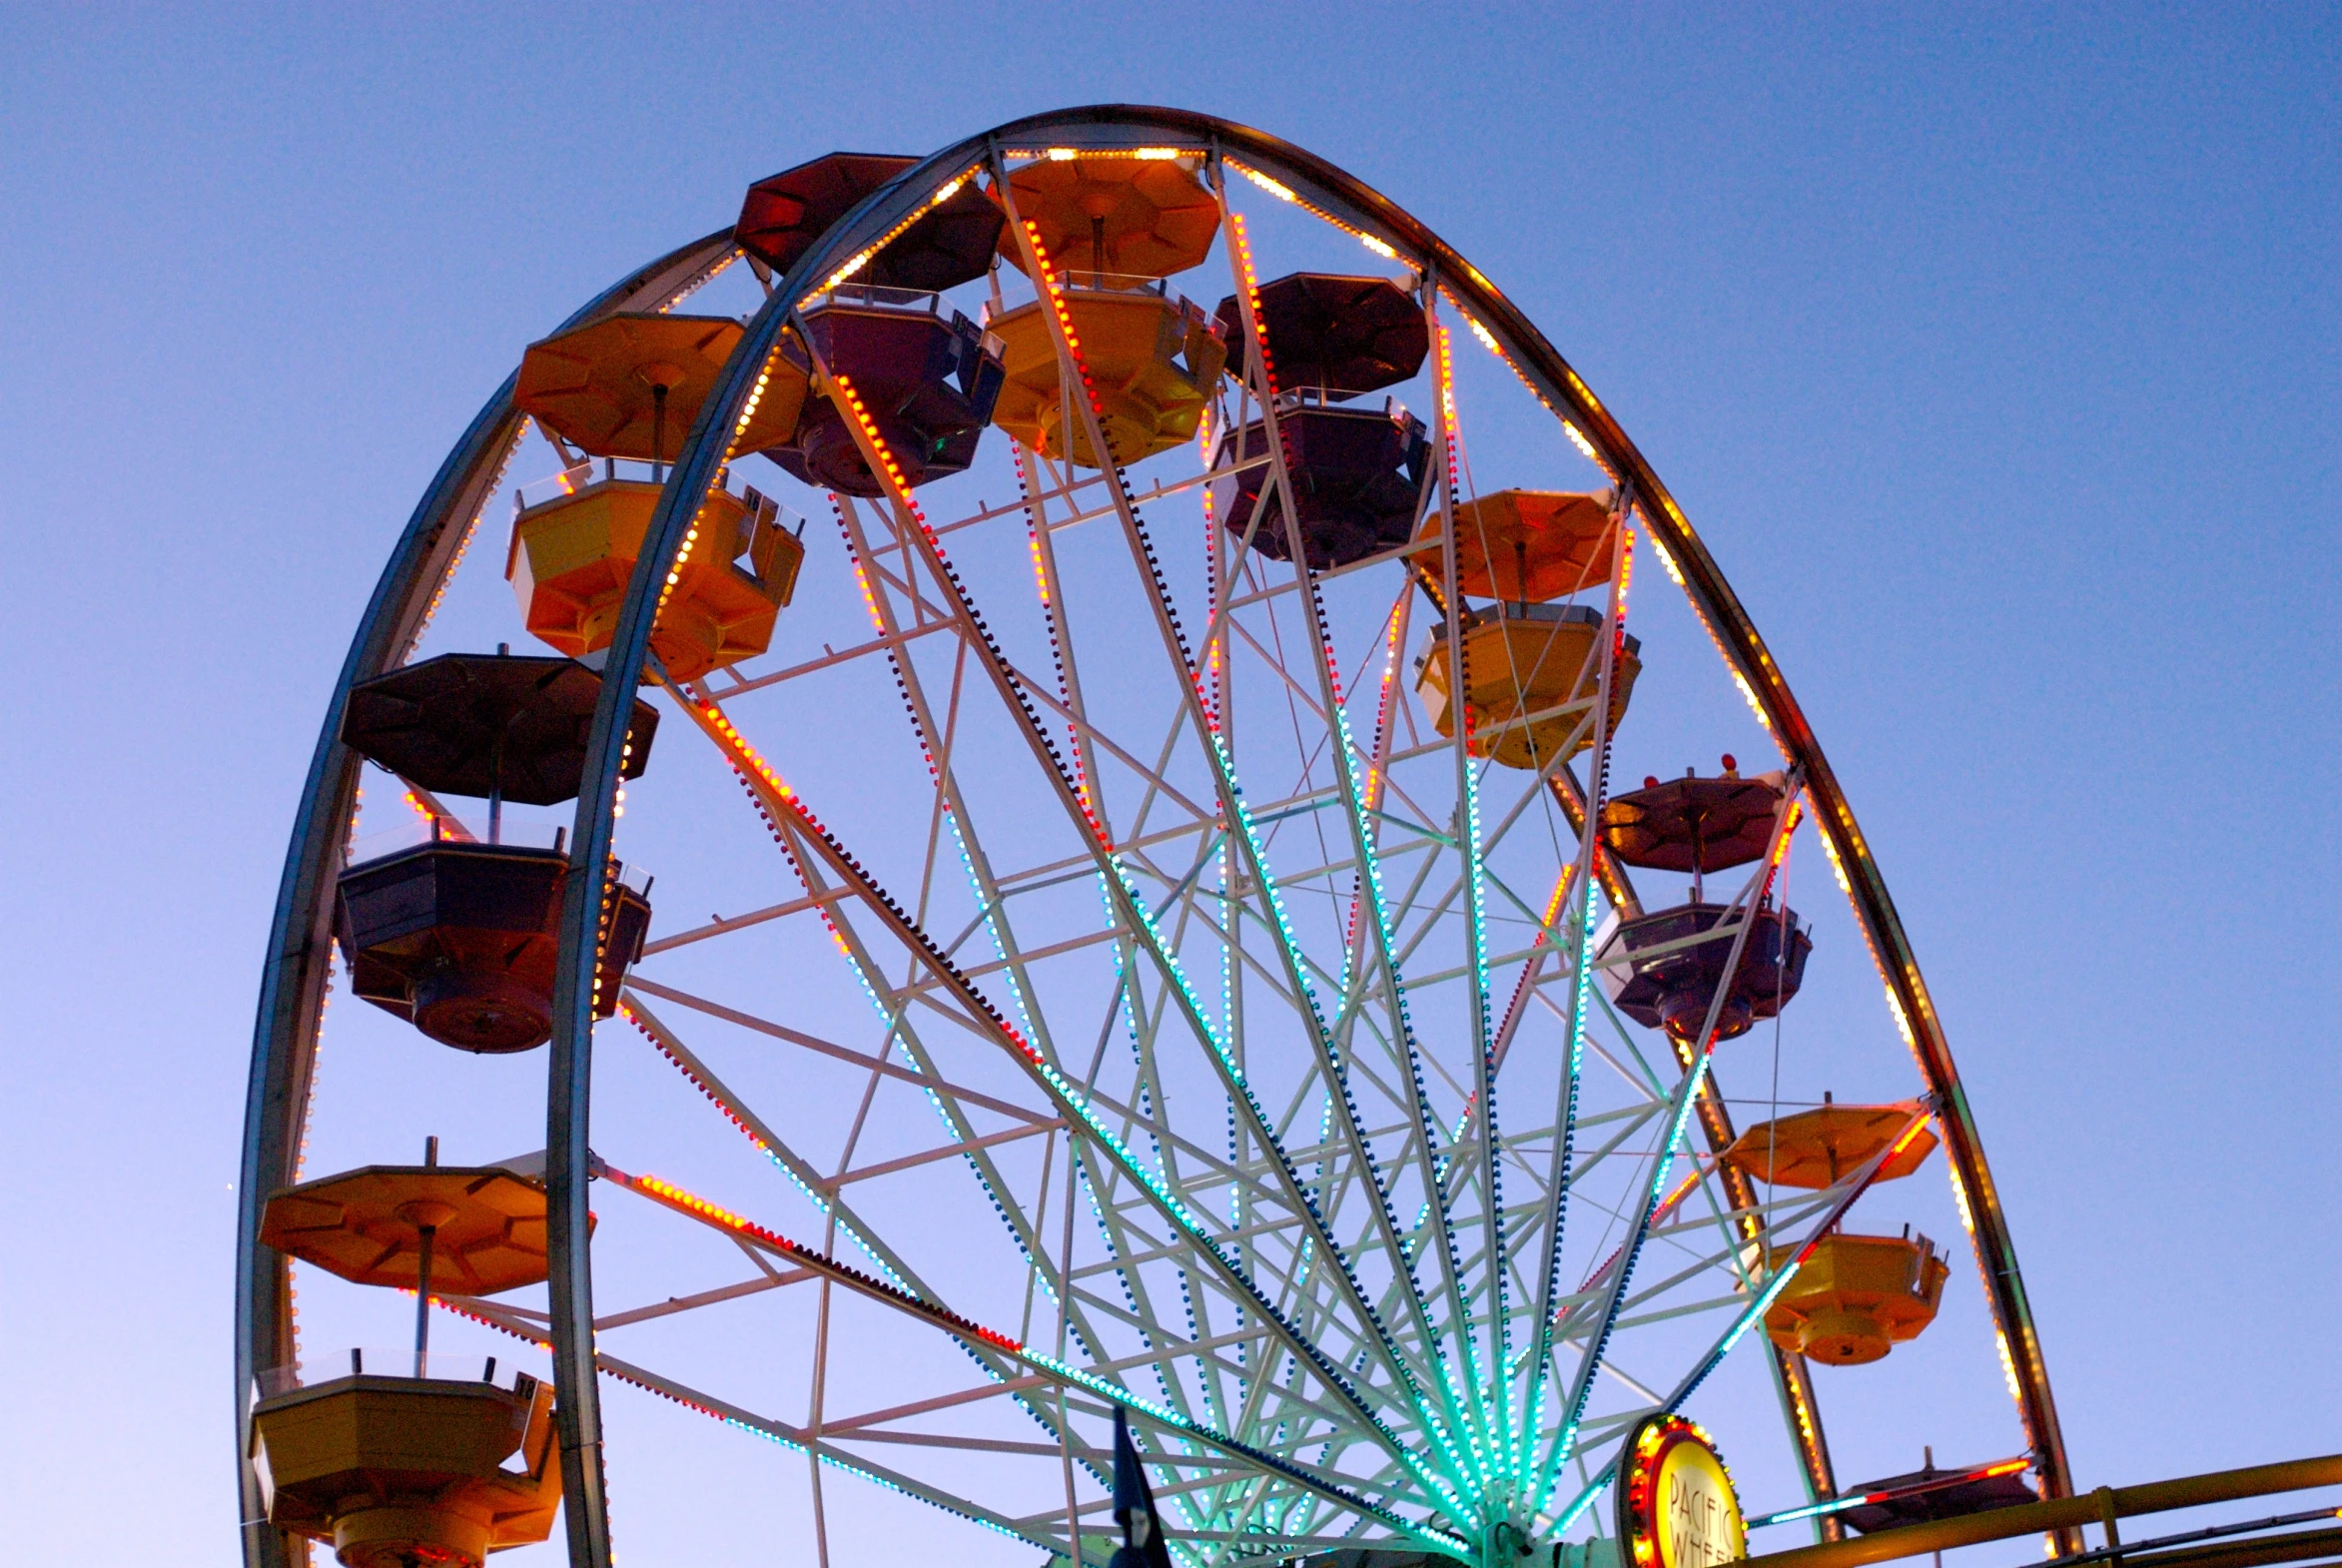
<box><xmin>1</xmin><ymin>4</ymin><xmax>2335</xmax><ymax>1562</ymax></box>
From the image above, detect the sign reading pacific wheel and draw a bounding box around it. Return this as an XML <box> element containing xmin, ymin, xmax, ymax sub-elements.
<box><xmin>1618</xmin><ymin>1415</ymin><xmax>1748</xmax><ymax>1568</ymax></box>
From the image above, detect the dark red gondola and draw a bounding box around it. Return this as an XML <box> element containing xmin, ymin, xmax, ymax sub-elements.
<box><xmin>735</xmin><ymin>153</ymin><xmax>1003</xmax><ymax>292</ymax></box>
<box><xmin>766</xmin><ymin>289</ymin><xmax>1006</xmax><ymax>496</ymax></box>
<box><xmin>1599</xmin><ymin>762</ymin><xmax>1785</xmax><ymax>892</ymax></box>
<box><xmin>1836</xmin><ymin>1459</ymin><xmax>2039</xmax><ymax>1534</ymax></box>
<box><xmin>340</xmin><ymin>651</ymin><xmax>657</xmax><ymax>813</ymax></box>
<box><xmin>1596</xmin><ymin>898</ymin><xmax>1811</xmax><ymax>1044</ymax></box>
<box><xmin>334</xmin><ymin>649</ymin><xmax>658</xmax><ymax>1052</ymax></box>
<box><xmin>1210</xmin><ymin>395</ymin><xmax>1431</xmax><ymax>569</ymax></box>
<box><xmin>337</xmin><ymin>841</ymin><xmax>649</xmax><ymax>1053</ymax></box>
<box><xmin>1213</xmin><ymin>273</ymin><xmax>1433</xmax><ymax>568</ymax></box>
<box><xmin>1214</xmin><ymin>274</ymin><xmax>1428</xmax><ymax>396</ymax></box>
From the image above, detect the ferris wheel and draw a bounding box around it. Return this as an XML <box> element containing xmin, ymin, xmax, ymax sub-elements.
<box><xmin>237</xmin><ymin>107</ymin><xmax>2072</xmax><ymax>1568</ymax></box>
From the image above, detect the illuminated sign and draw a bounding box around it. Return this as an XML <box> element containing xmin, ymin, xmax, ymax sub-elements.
<box><xmin>1617</xmin><ymin>1415</ymin><xmax>1746</xmax><ymax>1568</ymax></box>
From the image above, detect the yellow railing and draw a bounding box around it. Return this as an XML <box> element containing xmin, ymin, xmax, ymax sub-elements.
<box><xmin>1737</xmin><ymin>1455</ymin><xmax>2342</xmax><ymax>1568</ymax></box>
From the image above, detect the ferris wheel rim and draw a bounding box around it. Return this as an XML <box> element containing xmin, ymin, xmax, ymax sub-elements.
<box><xmin>234</xmin><ymin>224</ymin><xmax>737</xmax><ymax>1568</ymax></box>
<box><xmin>238</xmin><ymin>107</ymin><xmax>2070</xmax><ymax>1568</ymax></box>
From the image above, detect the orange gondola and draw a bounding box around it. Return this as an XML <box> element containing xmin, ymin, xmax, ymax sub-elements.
<box><xmin>1765</xmin><ymin>1232</ymin><xmax>1951</xmax><ymax>1365</ymax></box>
<box><xmin>1422</xmin><ymin>488</ymin><xmax>1620</xmax><ymax>604</ymax></box>
<box><xmin>1724</xmin><ymin>1101</ymin><xmax>1939</xmax><ymax>1189</ymax></box>
<box><xmin>996</xmin><ymin>155</ymin><xmax>1218</xmax><ymax>282</ymax></box>
<box><xmin>251</xmin><ymin>1369</ymin><xmax>560</xmax><ymax>1568</ymax></box>
<box><xmin>516</xmin><ymin>313</ymin><xmax>807</xmax><ymax>464</ymax></box>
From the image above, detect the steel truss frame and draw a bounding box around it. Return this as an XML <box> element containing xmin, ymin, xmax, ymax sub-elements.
<box><xmin>239</xmin><ymin>107</ymin><xmax>2070</xmax><ymax>1568</ymax></box>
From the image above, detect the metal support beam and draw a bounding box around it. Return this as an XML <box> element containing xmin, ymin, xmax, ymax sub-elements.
<box><xmin>1737</xmin><ymin>1455</ymin><xmax>2342</xmax><ymax>1568</ymax></box>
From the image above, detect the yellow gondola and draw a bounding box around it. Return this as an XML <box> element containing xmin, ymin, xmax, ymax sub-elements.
<box><xmin>1765</xmin><ymin>1232</ymin><xmax>1951</xmax><ymax>1365</ymax></box>
<box><xmin>1415</xmin><ymin>602</ymin><xmax>1640</xmax><ymax>769</ymax></box>
<box><xmin>988</xmin><ymin>284</ymin><xmax>1225</xmax><ymax>467</ymax></box>
<box><xmin>253</xmin><ymin>1159</ymin><xmax>571</xmax><ymax>1565</ymax></box>
<box><xmin>251</xmin><ymin>1370</ymin><xmax>559</xmax><ymax>1568</ymax></box>
<box><xmin>506</xmin><ymin>472</ymin><xmax>802</xmax><ymax>682</ymax></box>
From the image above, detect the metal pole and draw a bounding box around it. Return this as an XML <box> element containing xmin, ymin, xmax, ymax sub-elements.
<box><xmin>488</xmin><ymin>730</ymin><xmax>504</xmax><ymax>846</ymax></box>
<box><xmin>412</xmin><ymin>1225</ymin><xmax>435</xmax><ymax>1373</ymax></box>
<box><xmin>413</xmin><ymin>1135</ymin><xmax>438</xmax><ymax>1371</ymax></box>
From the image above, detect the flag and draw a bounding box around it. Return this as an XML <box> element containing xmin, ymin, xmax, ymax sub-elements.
<box><xmin>1110</xmin><ymin>1405</ymin><xmax>1173</xmax><ymax>1568</ymax></box>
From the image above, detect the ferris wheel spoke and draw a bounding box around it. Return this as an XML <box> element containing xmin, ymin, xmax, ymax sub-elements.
<box><xmin>638</xmin><ymin>883</ymin><xmax>859</xmax><ymax>957</ymax></box>
<box><xmin>613</xmin><ymin>997</ymin><xmax>972</xmax><ymax>1299</ymax></box>
<box><xmin>1222</xmin><ymin>611</ymin><xmax>1338</xmax><ymax>730</ymax></box>
<box><xmin>1003</xmin><ymin>671</ymin><xmax>1218</xmax><ymax>830</ymax></box>
<box><xmin>617</xmin><ymin>994</ymin><xmax>1064</xmax><ymax>1306</ymax></box>
<box><xmin>1560</xmin><ymin>1226</ymin><xmax>1769</xmax><ymax>1343</ymax></box>
<box><xmin>1401</xmin><ymin>286</ymin><xmax>1538</xmax><ymax>1490</ymax></box>
<box><xmin>1070</xmin><ymin>1311</ymin><xmax>1355</xmax><ymax>1449</ymax></box>
<box><xmin>1532</xmin><ymin>789</ymin><xmax>1804</xmax><ymax>1498</ymax></box>
<box><xmin>1531</xmin><ymin>987</ymin><xmax>1665</xmax><ymax>1104</ymax></box>
<box><xmin>1480</xmin><ymin>859</ymin><xmax>1582</xmax><ymax>945</ymax></box>
<box><xmin>586</xmin><ymin>1026</ymin><xmax>1100</xmax><ymax>1434</ymax></box>
<box><xmin>1534</xmin><ymin>1112</ymin><xmax>1922</xmax><ymax>1528</ymax></box>
<box><xmin>702</xmin><ymin>613</ymin><xmax>961</xmax><ymax>701</ymax></box>
<box><xmin>453</xmin><ymin>1287</ymin><xmax>1091</xmax><ymax>1559</ymax></box>
<box><xmin>818</xmin><ymin>1373</ymin><xmax>1058</xmax><ymax>1448</ymax></box>
<box><xmin>660</xmin><ymin>767</ymin><xmax>1123</xmax><ymax>1378</ymax></box>
<box><xmin>1189</xmin><ymin>1471</ymin><xmax>1288</xmax><ymax>1562</ymax></box>
<box><xmin>1385</xmin><ymin>863</ymin><xmax>1471</xmax><ymax>971</ymax></box>
<box><xmin>1180</xmin><ymin>804</ymin><xmax>1474</xmax><ymax>1474</ymax></box>
<box><xmin>1007</xmin><ymin>1428</ymin><xmax>1434</xmax><ymax>1563</ymax></box>
<box><xmin>829</xmin><ymin>493</ymin><xmax>1106</xmax><ymax>1079</ymax></box>
<box><xmin>809</xmin><ymin>356</ymin><xmax>1453</xmax><ymax>1451</ymax></box>
<box><xmin>974</xmin><ymin>692</ymin><xmax>1461</xmax><ymax>1488</ymax></box>
<box><xmin>1486</xmin><ymin>520</ymin><xmax>1667</xmax><ymax>1489</ymax></box>
<box><xmin>837</xmin><ymin>537</ymin><xmax>962</xmax><ymax>630</ymax></box>
<box><xmin>986</xmin><ymin>174</ymin><xmax>1455</xmax><ymax>1392</ymax></box>
<box><xmin>1609</xmin><ymin>1289</ymin><xmax>1764</xmax><ymax>1339</ymax></box>
<box><xmin>1473</xmin><ymin>737</ymin><xmax>1594</xmax><ymax>865</ymax></box>
<box><xmin>597</xmin><ymin>1269</ymin><xmax>804</xmax><ymax>1330</ymax></box>
<box><xmin>621</xmin><ymin>975</ymin><xmax>1044</xmax><ymax>1129</ymax></box>
<box><xmin>1484</xmin><ymin>870</ymin><xmax>1590</xmax><ymax>1081</ymax></box>
<box><xmin>1079</xmin><ymin>1018</ymin><xmax>1252</xmax><ymax>1439</ymax></box>
<box><xmin>1080</xmin><ymin>1173</ymin><xmax>1388</xmax><ymax>1407</ymax></box>
<box><xmin>1013</xmin><ymin>438</ymin><xmax>1147</xmax><ymax>841</ymax></box>
<box><xmin>1494</xmin><ymin>1103</ymin><xmax>1674</xmax><ymax>1348</ymax></box>
<box><xmin>1071</xmin><ymin>1238</ymin><xmax>1243</xmax><ymax>1443</ymax></box>
<box><xmin>929</xmin><ymin>453</ymin><xmax>1240</xmax><ymax>548</ymax></box>
<box><xmin>694</xmin><ymin>711</ymin><xmax>1460</xmax><ymax>1498</ymax></box>
<box><xmin>1061</xmin><ymin>1069</ymin><xmax>1275</xmax><ymax>1205</ymax></box>
<box><xmin>596</xmin><ymin>1150</ymin><xmax>1445</xmax><ymax>1536</ymax></box>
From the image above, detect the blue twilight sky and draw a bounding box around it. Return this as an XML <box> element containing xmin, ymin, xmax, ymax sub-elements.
<box><xmin>1</xmin><ymin>4</ymin><xmax>2336</xmax><ymax>1561</ymax></box>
